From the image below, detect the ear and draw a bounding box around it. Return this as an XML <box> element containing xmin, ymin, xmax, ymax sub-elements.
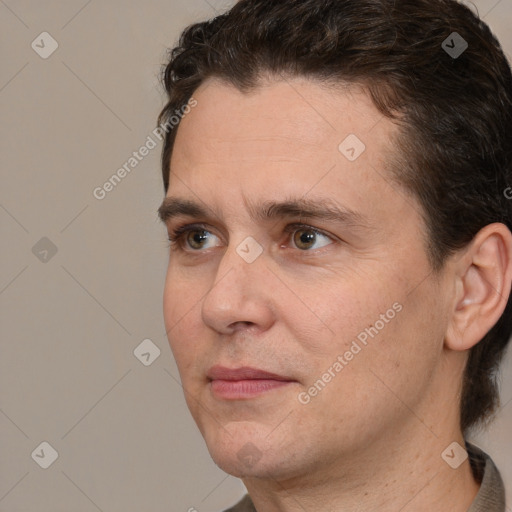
<box><xmin>445</xmin><ymin>223</ymin><xmax>512</xmax><ymax>351</ymax></box>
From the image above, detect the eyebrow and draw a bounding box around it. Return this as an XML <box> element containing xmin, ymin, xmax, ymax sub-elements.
<box><xmin>158</xmin><ymin>196</ymin><xmax>371</xmax><ymax>230</ymax></box>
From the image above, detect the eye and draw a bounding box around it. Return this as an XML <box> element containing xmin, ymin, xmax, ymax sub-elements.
<box><xmin>167</xmin><ymin>224</ymin><xmax>221</xmax><ymax>251</ymax></box>
<box><xmin>286</xmin><ymin>225</ymin><xmax>334</xmax><ymax>251</ymax></box>
<box><xmin>167</xmin><ymin>223</ymin><xmax>335</xmax><ymax>253</ymax></box>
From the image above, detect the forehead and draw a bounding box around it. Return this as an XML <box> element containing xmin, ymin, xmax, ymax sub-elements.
<box><xmin>172</xmin><ymin>76</ymin><xmax>390</xmax><ymax>165</ymax></box>
<box><xmin>166</xmin><ymin>77</ymin><xmax>415</xmax><ymax>229</ymax></box>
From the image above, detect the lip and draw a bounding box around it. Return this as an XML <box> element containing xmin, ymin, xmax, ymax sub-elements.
<box><xmin>207</xmin><ymin>365</ymin><xmax>293</xmax><ymax>381</ymax></box>
<box><xmin>207</xmin><ymin>365</ymin><xmax>296</xmax><ymax>399</ymax></box>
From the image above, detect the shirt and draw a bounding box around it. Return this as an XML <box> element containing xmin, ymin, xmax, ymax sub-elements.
<box><xmin>223</xmin><ymin>443</ymin><xmax>506</xmax><ymax>512</ymax></box>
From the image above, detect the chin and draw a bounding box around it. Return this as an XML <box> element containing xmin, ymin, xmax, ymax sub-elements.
<box><xmin>203</xmin><ymin>425</ymin><xmax>303</xmax><ymax>480</ymax></box>
<box><xmin>209</xmin><ymin>446</ymin><xmax>283</xmax><ymax>479</ymax></box>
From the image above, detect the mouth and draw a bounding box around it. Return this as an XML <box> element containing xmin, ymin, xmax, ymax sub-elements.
<box><xmin>207</xmin><ymin>365</ymin><xmax>296</xmax><ymax>400</ymax></box>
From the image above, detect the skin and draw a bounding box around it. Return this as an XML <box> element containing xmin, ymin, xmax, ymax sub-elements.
<box><xmin>160</xmin><ymin>76</ymin><xmax>512</xmax><ymax>511</ymax></box>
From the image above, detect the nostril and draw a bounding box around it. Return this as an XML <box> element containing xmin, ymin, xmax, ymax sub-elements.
<box><xmin>229</xmin><ymin>321</ymin><xmax>255</xmax><ymax>331</ymax></box>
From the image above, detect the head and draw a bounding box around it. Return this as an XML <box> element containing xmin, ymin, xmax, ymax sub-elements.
<box><xmin>157</xmin><ymin>0</ymin><xmax>512</xmax><ymax>479</ymax></box>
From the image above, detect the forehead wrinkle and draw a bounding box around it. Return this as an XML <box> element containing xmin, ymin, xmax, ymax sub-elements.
<box><xmin>168</xmin><ymin>168</ymin><xmax>226</xmax><ymax>221</ymax></box>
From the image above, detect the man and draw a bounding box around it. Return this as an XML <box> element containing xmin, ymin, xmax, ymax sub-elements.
<box><xmin>156</xmin><ymin>0</ymin><xmax>512</xmax><ymax>510</ymax></box>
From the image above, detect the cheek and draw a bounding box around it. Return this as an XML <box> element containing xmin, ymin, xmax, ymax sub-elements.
<box><xmin>163</xmin><ymin>263</ymin><xmax>205</xmax><ymax>329</ymax></box>
<box><xmin>163</xmin><ymin>266</ymin><xmax>204</xmax><ymax>365</ymax></box>
<box><xmin>294</xmin><ymin>295</ymin><xmax>442</xmax><ymax>449</ymax></box>
<box><xmin>291</xmin><ymin>269</ymin><xmax>402</xmax><ymax>357</ymax></box>
<box><xmin>294</xmin><ymin>263</ymin><xmax>438</xmax><ymax>390</ymax></box>
<box><xmin>354</xmin><ymin>280</ymin><xmax>446</xmax><ymax>409</ymax></box>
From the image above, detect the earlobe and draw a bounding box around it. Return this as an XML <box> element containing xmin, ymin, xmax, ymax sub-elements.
<box><xmin>445</xmin><ymin>223</ymin><xmax>512</xmax><ymax>352</ymax></box>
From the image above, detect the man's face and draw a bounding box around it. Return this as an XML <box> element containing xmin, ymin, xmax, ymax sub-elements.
<box><xmin>161</xmin><ymin>77</ymin><xmax>453</xmax><ymax>480</ymax></box>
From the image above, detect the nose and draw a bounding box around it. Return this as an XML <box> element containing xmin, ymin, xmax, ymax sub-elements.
<box><xmin>201</xmin><ymin>242</ymin><xmax>275</xmax><ymax>335</ymax></box>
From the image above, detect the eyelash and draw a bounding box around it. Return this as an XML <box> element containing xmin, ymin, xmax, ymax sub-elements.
<box><xmin>166</xmin><ymin>223</ymin><xmax>335</xmax><ymax>252</ymax></box>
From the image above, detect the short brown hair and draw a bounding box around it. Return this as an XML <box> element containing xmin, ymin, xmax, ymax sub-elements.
<box><xmin>157</xmin><ymin>0</ymin><xmax>512</xmax><ymax>434</ymax></box>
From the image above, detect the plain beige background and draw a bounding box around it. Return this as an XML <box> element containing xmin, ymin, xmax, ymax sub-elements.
<box><xmin>0</xmin><ymin>1</ymin><xmax>511</xmax><ymax>510</ymax></box>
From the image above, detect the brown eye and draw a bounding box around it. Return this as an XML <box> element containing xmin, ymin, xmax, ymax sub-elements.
<box><xmin>167</xmin><ymin>224</ymin><xmax>221</xmax><ymax>252</ymax></box>
<box><xmin>291</xmin><ymin>227</ymin><xmax>332</xmax><ymax>251</ymax></box>
<box><xmin>186</xmin><ymin>230</ymin><xmax>210</xmax><ymax>249</ymax></box>
<box><xmin>293</xmin><ymin>229</ymin><xmax>316</xmax><ymax>250</ymax></box>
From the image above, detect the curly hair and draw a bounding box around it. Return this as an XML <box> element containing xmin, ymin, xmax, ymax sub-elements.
<box><xmin>157</xmin><ymin>0</ymin><xmax>512</xmax><ymax>434</ymax></box>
